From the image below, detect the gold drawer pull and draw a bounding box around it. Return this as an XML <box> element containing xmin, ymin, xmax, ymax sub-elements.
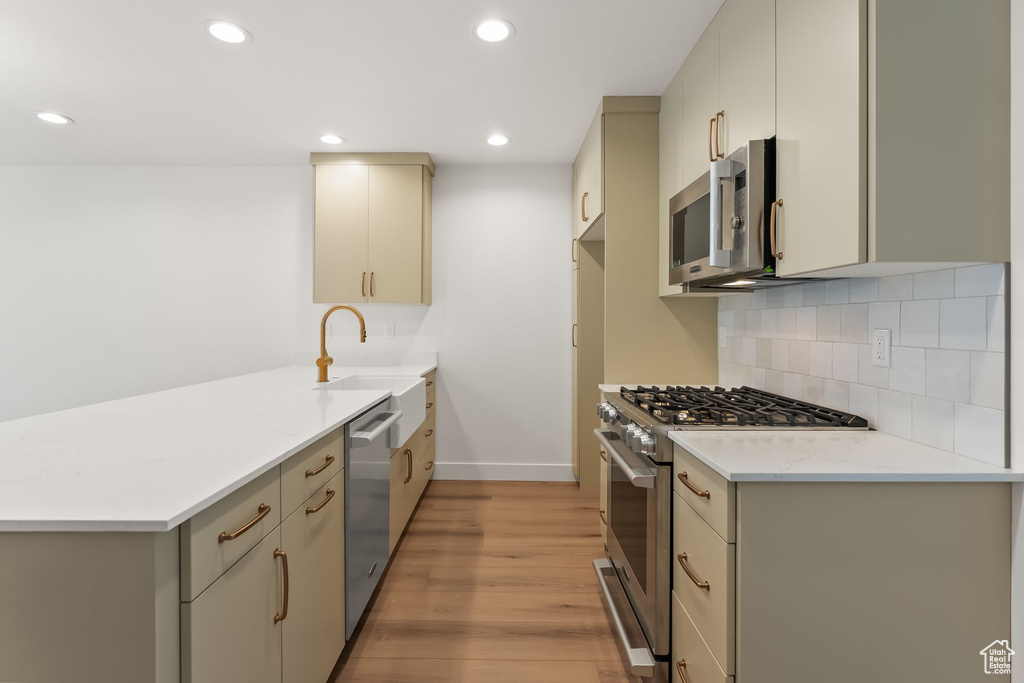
<box><xmin>305</xmin><ymin>488</ymin><xmax>335</xmax><ymax>515</ymax></box>
<box><xmin>599</xmin><ymin>448</ymin><xmax>607</xmax><ymax>462</ymax></box>
<box><xmin>404</xmin><ymin>449</ymin><xmax>413</xmax><ymax>484</ymax></box>
<box><xmin>678</xmin><ymin>553</ymin><xmax>710</xmax><ymax>590</ymax></box>
<box><xmin>274</xmin><ymin>549</ymin><xmax>289</xmax><ymax>623</ymax></box>
<box><xmin>305</xmin><ymin>454</ymin><xmax>335</xmax><ymax>478</ymax></box>
<box><xmin>218</xmin><ymin>503</ymin><xmax>271</xmax><ymax>543</ymax></box>
<box><xmin>424</xmin><ymin>429</ymin><xmax>434</xmax><ymax>437</ymax></box>
<box><xmin>599</xmin><ymin>509</ymin><xmax>607</xmax><ymax>525</ymax></box>
<box><xmin>425</xmin><ymin>461</ymin><xmax>434</xmax><ymax>471</ymax></box>
<box><xmin>676</xmin><ymin>660</ymin><xmax>689</xmax><ymax>683</ymax></box>
<box><xmin>678</xmin><ymin>472</ymin><xmax>710</xmax><ymax>499</ymax></box>
<box><xmin>426</xmin><ymin>380</ymin><xmax>434</xmax><ymax>387</ymax></box>
<box><xmin>426</xmin><ymin>402</ymin><xmax>434</xmax><ymax>410</ymax></box>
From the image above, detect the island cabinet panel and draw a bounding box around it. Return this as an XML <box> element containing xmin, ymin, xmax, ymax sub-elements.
<box><xmin>181</xmin><ymin>527</ymin><xmax>283</xmax><ymax>683</ymax></box>
<box><xmin>281</xmin><ymin>472</ymin><xmax>345</xmax><ymax>683</ymax></box>
<box><xmin>180</xmin><ymin>466</ymin><xmax>282</xmax><ymax>601</ymax></box>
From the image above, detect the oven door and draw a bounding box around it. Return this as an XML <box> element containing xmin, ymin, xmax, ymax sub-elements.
<box><xmin>595</xmin><ymin>428</ymin><xmax>671</xmax><ymax>658</ymax></box>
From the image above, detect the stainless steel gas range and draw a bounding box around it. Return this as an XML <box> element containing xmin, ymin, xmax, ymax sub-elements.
<box><xmin>593</xmin><ymin>385</ymin><xmax>869</xmax><ymax>683</ymax></box>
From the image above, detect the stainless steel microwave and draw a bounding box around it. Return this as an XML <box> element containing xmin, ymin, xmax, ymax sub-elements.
<box><xmin>669</xmin><ymin>139</ymin><xmax>775</xmax><ymax>288</ymax></box>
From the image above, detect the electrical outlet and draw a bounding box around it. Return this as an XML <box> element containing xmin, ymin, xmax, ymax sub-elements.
<box><xmin>718</xmin><ymin>326</ymin><xmax>728</xmax><ymax>349</ymax></box>
<box><xmin>384</xmin><ymin>323</ymin><xmax>395</xmax><ymax>340</ymax></box>
<box><xmin>872</xmin><ymin>329</ymin><xmax>891</xmax><ymax>368</ymax></box>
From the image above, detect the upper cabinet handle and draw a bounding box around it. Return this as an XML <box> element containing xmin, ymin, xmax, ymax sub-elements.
<box><xmin>770</xmin><ymin>199</ymin><xmax>784</xmax><ymax>260</ymax></box>
<box><xmin>218</xmin><ymin>503</ymin><xmax>271</xmax><ymax>543</ymax></box>
<box><xmin>369</xmin><ymin>271</ymin><xmax>376</xmax><ymax>297</ymax></box>
<box><xmin>572</xmin><ymin>238</ymin><xmax>578</xmax><ymax>263</ymax></box>
<box><xmin>714</xmin><ymin>111</ymin><xmax>725</xmax><ymax>159</ymax></box>
<box><xmin>707</xmin><ymin>117</ymin><xmax>715</xmax><ymax>162</ymax></box>
<box><xmin>361</xmin><ymin>271</ymin><xmax>367</xmax><ymax>298</ymax></box>
<box><xmin>305</xmin><ymin>454</ymin><xmax>335</xmax><ymax>478</ymax></box>
<box><xmin>581</xmin><ymin>191</ymin><xmax>589</xmax><ymax>222</ymax></box>
<box><xmin>572</xmin><ymin>323</ymin><xmax>578</xmax><ymax>348</ymax></box>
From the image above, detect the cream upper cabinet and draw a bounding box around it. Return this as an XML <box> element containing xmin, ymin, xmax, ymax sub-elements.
<box><xmin>680</xmin><ymin>24</ymin><xmax>720</xmax><ymax>189</ymax></box>
<box><xmin>774</xmin><ymin>0</ymin><xmax>1009</xmax><ymax>277</ymax></box>
<box><xmin>659</xmin><ymin>66</ymin><xmax>685</xmax><ymax>297</ymax></box>
<box><xmin>311</xmin><ymin>153</ymin><xmax>434</xmax><ymax>305</ymax></box>
<box><xmin>717</xmin><ymin>0</ymin><xmax>775</xmax><ymax>156</ymax></box>
<box><xmin>774</xmin><ymin>0</ymin><xmax>866</xmax><ymax>277</ymax></box>
<box><xmin>573</xmin><ymin>108</ymin><xmax>604</xmax><ymax>238</ymax></box>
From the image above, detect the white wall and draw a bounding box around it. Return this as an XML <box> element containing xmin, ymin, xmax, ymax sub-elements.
<box><xmin>298</xmin><ymin>165</ymin><xmax>574</xmax><ymax>480</ymax></box>
<box><xmin>1011</xmin><ymin>0</ymin><xmax>1023</xmax><ymax>677</ymax></box>
<box><xmin>0</xmin><ymin>166</ymin><xmax>311</xmax><ymax>422</ymax></box>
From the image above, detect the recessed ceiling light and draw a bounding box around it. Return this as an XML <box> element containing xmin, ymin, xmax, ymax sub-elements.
<box><xmin>203</xmin><ymin>20</ymin><xmax>251</xmax><ymax>44</ymax></box>
<box><xmin>487</xmin><ymin>134</ymin><xmax>510</xmax><ymax>146</ymax></box>
<box><xmin>36</xmin><ymin>112</ymin><xmax>73</xmax><ymax>125</ymax></box>
<box><xmin>320</xmin><ymin>134</ymin><xmax>344</xmax><ymax>145</ymax></box>
<box><xmin>474</xmin><ymin>19</ymin><xmax>514</xmax><ymax>42</ymax></box>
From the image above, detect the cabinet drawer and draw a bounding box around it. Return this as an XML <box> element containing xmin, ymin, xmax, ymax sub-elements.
<box><xmin>673</xmin><ymin>444</ymin><xmax>735</xmax><ymax>542</ymax></box>
<box><xmin>673</xmin><ymin>491</ymin><xmax>735</xmax><ymax>673</ymax></box>
<box><xmin>181</xmin><ymin>467</ymin><xmax>281</xmax><ymax>601</ymax></box>
<box><xmin>672</xmin><ymin>591</ymin><xmax>733</xmax><ymax>683</ymax></box>
<box><xmin>181</xmin><ymin>527</ymin><xmax>283</xmax><ymax>683</ymax></box>
<box><xmin>423</xmin><ymin>371</ymin><xmax>436</xmax><ymax>392</ymax></box>
<box><xmin>411</xmin><ymin>442</ymin><xmax>435</xmax><ymax>502</ymax></box>
<box><xmin>281</xmin><ymin>429</ymin><xmax>343</xmax><ymax>515</ymax></box>
<box><xmin>420</xmin><ymin>409</ymin><xmax>435</xmax><ymax>450</ymax></box>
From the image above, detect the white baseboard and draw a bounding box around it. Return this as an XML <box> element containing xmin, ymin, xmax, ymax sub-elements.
<box><xmin>434</xmin><ymin>462</ymin><xmax>577</xmax><ymax>482</ymax></box>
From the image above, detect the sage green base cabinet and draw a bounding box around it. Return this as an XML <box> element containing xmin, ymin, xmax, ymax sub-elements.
<box><xmin>671</xmin><ymin>444</ymin><xmax>1011</xmax><ymax>682</ymax></box>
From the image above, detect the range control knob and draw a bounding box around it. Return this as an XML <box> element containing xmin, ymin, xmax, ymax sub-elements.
<box><xmin>625</xmin><ymin>424</ymin><xmax>642</xmax><ymax>450</ymax></box>
<box><xmin>730</xmin><ymin>215</ymin><xmax>743</xmax><ymax>230</ymax></box>
<box><xmin>637</xmin><ymin>430</ymin><xmax>656</xmax><ymax>456</ymax></box>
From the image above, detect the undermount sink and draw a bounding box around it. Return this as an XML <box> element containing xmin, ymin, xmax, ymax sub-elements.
<box><xmin>319</xmin><ymin>375</ymin><xmax>426</xmax><ymax>448</ymax></box>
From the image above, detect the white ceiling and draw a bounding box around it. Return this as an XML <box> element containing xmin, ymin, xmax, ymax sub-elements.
<box><xmin>0</xmin><ymin>0</ymin><xmax>723</xmax><ymax>166</ymax></box>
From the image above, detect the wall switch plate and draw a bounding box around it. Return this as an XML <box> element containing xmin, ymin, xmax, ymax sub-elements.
<box><xmin>384</xmin><ymin>323</ymin><xmax>395</xmax><ymax>340</ymax></box>
<box><xmin>872</xmin><ymin>329</ymin><xmax>891</xmax><ymax>367</ymax></box>
<box><xmin>718</xmin><ymin>326</ymin><xmax>728</xmax><ymax>349</ymax></box>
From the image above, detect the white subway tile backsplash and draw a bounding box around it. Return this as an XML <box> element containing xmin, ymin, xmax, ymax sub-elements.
<box><xmin>878</xmin><ymin>274</ymin><xmax>913</xmax><ymax>301</ymax></box>
<box><xmin>954</xmin><ymin>403</ymin><xmax>1006</xmax><ymax>467</ymax></box>
<box><xmin>900</xmin><ymin>300</ymin><xmax>940</xmax><ymax>348</ymax></box>
<box><xmin>889</xmin><ymin>347</ymin><xmax>926</xmax><ymax>395</ymax></box>
<box><xmin>849</xmin><ymin>278</ymin><xmax>878</xmax><ymax>303</ymax></box>
<box><xmin>970</xmin><ymin>351</ymin><xmax>1005</xmax><ymax>410</ymax></box>
<box><xmin>954</xmin><ymin>264</ymin><xmax>1005</xmax><ymax>298</ymax></box>
<box><xmin>877</xmin><ymin>390</ymin><xmax>913</xmax><ymax>440</ymax></box>
<box><xmin>832</xmin><ymin>343</ymin><xmax>859</xmax><ymax>383</ymax></box>
<box><xmin>939</xmin><ymin>298</ymin><xmax>987</xmax><ymax>351</ymax></box>
<box><xmin>717</xmin><ymin>275</ymin><xmax>1005</xmax><ymax>460</ymax></box>
<box><xmin>868</xmin><ymin>302</ymin><xmax>901</xmax><ymax>346</ymax></box>
<box><xmin>913</xmin><ymin>270</ymin><xmax>955</xmax><ymax>299</ymax></box>
<box><xmin>840</xmin><ymin>304</ymin><xmax>869</xmax><ymax>343</ymax></box>
<box><xmin>912</xmin><ymin>396</ymin><xmax>955</xmax><ymax>451</ymax></box>
<box><xmin>925</xmin><ymin>349</ymin><xmax>971</xmax><ymax>402</ymax></box>
<box><xmin>817</xmin><ymin>305</ymin><xmax>842</xmax><ymax>342</ymax></box>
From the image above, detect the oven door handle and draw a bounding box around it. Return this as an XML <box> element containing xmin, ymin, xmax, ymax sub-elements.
<box><xmin>594</xmin><ymin>429</ymin><xmax>655</xmax><ymax>489</ymax></box>
<box><xmin>593</xmin><ymin>558</ymin><xmax>657</xmax><ymax>677</ymax></box>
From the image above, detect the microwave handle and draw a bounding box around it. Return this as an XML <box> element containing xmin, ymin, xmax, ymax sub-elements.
<box><xmin>709</xmin><ymin>158</ymin><xmax>733</xmax><ymax>268</ymax></box>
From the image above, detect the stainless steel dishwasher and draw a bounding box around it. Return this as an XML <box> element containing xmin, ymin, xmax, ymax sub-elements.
<box><xmin>345</xmin><ymin>398</ymin><xmax>403</xmax><ymax>639</ymax></box>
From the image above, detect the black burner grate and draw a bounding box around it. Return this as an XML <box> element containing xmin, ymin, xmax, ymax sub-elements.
<box><xmin>620</xmin><ymin>385</ymin><xmax>869</xmax><ymax>428</ymax></box>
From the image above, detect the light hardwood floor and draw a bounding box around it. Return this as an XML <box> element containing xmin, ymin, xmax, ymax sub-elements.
<box><xmin>331</xmin><ymin>480</ymin><xmax>639</xmax><ymax>683</ymax></box>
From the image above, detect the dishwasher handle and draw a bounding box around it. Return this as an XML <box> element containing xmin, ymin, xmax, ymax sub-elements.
<box><xmin>594</xmin><ymin>429</ymin><xmax>655</xmax><ymax>489</ymax></box>
<box><xmin>350</xmin><ymin>410</ymin><xmax>404</xmax><ymax>446</ymax></box>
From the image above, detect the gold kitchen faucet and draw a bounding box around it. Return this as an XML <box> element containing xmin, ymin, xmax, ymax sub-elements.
<box><xmin>317</xmin><ymin>306</ymin><xmax>367</xmax><ymax>382</ymax></box>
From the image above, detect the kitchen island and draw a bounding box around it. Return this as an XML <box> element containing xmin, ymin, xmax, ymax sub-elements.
<box><xmin>0</xmin><ymin>359</ymin><xmax>435</xmax><ymax>683</ymax></box>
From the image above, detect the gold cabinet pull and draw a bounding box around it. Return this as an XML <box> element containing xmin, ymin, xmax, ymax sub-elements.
<box><xmin>425</xmin><ymin>461</ymin><xmax>434</xmax><ymax>471</ymax></box>
<box><xmin>678</xmin><ymin>472</ymin><xmax>710</xmax><ymax>499</ymax></box>
<box><xmin>571</xmin><ymin>237</ymin><xmax>578</xmax><ymax>263</ymax></box>
<box><xmin>424</xmin><ymin>429</ymin><xmax>434</xmax><ymax>437</ymax></box>
<box><xmin>369</xmin><ymin>271</ymin><xmax>375</xmax><ymax>297</ymax></box>
<box><xmin>572</xmin><ymin>323</ymin><xmax>578</xmax><ymax>348</ymax></box>
<box><xmin>305</xmin><ymin>454</ymin><xmax>335</xmax><ymax>478</ymax></box>
<box><xmin>361</xmin><ymin>271</ymin><xmax>367</xmax><ymax>297</ymax></box>
<box><xmin>218</xmin><ymin>503</ymin><xmax>271</xmax><ymax>543</ymax></box>
<box><xmin>676</xmin><ymin>660</ymin><xmax>689</xmax><ymax>683</ymax></box>
<box><xmin>305</xmin><ymin>488</ymin><xmax>335</xmax><ymax>515</ymax></box>
<box><xmin>599</xmin><ymin>448</ymin><xmax>607</xmax><ymax>462</ymax></box>
<box><xmin>714</xmin><ymin>110</ymin><xmax>725</xmax><ymax>159</ymax></box>
<box><xmin>581</xmin><ymin>191</ymin><xmax>589</xmax><ymax>222</ymax></box>
<box><xmin>707</xmin><ymin>117</ymin><xmax>715</xmax><ymax>161</ymax></box>
<box><xmin>599</xmin><ymin>509</ymin><xmax>607</xmax><ymax>525</ymax></box>
<box><xmin>678</xmin><ymin>552</ymin><xmax>710</xmax><ymax>590</ymax></box>
<box><xmin>426</xmin><ymin>402</ymin><xmax>434</xmax><ymax>410</ymax></box>
<box><xmin>426</xmin><ymin>380</ymin><xmax>434</xmax><ymax>387</ymax></box>
<box><xmin>273</xmin><ymin>549</ymin><xmax>289</xmax><ymax>623</ymax></box>
<box><xmin>770</xmin><ymin>198</ymin><xmax>784</xmax><ymax>259</ymax></box>
<box><xmin>404</xmin><ymin>449</ymin><xmax>413</xmax><ymax>484</ymax></box>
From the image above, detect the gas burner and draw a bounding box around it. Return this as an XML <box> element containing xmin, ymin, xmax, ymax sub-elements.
<box><xmin>620</xmin><ymin>385</ymin><xmax>869</xmax><ymax>429</ymax></box>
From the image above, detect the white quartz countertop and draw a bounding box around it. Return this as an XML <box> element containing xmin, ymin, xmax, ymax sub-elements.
<box><xmin>0</xmin><ymin>361</ymin><xmax>436</xmax><ymax>532</ymax></box>
<box><xmin>668</xmin><ymin>430</ymin><xmax>1023</xmax><ymax>482</ymax></box>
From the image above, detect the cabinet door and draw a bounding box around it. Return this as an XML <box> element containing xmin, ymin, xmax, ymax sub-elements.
<box><xmin>389</xmin><ymin>448</ymin><xmax>409</xmax><ymax>554</ymax></box>
<box><xmin>659</xmin><ymin>67</ymin><xmax>685</xmax><ymax>297</ymax></box>
<box><xmin>571</xmin><ymin>265</ymin><xmax>579</xmax><ymax>479</ymax></box>
<box><xmin>281</xmin><ymin>473</ymin><xmax>345</xmax><ymax>683</ymax></box>
<box><xmin>775</xmin><ymin>0</ymin><xmax>866</xmax><ymax>276</ymax></box>
<box><xmin>718</xmin><ymin>0</ymin><xmax>775</xmax><ymax>156</ymax></box>
<box><xmin>314</xmin><ymin>165</ymin><xmax>369</xmax><ymax>304</ymax></box>
<box><xmin>368</xmin><ymin>165</ymin><xmax>423</xmax><ymax>303</ymax></box>
<box><xmin>681</xmin><ymin>25</ymin><xmax>720</xmax><ymax>188</ymax></box>
<box><xmin>181</xmin><ymin>528</ymin><xmax>283</xmax><ymax>683</ymax></box>
<box><xmin>573</xmin><ymin>111</ymin><xmax>604</xmax><ymax>238</ymax></box>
